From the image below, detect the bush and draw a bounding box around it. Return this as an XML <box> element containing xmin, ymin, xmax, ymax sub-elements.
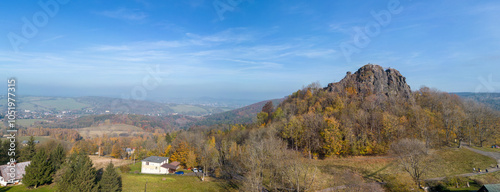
<box><xmin>443</xmin><ymin>176</ymin><xmax>469</xmax><ymax>188</ymax></box>
<box><xmin>120</xmin><ymin>165</ymin><xmax>131</xmax><ymax>173</ymax></box>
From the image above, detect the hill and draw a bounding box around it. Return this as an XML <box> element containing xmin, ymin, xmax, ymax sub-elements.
<box><xmin>193</xmin><ymin>98</ymin><xmax>284</xmax><ymax>126</ymax></box>
<box><xmin>264</xmin><ymin>64</ymin><xmax>500</xmax><ymax>157</ymax></box>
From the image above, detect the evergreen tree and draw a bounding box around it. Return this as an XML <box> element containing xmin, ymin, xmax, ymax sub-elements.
<box><xmin>23</xmin><ymin>150</ymin><xmax>54</xmax><ymax>188</ymax></box>
<box><xmin>98</xmin><ymin>161</ymin><xmax>122</xmax><ymax>192</ymax></box>
<box><xmin>0</xmin><ymin>140</ymin><xmax>6</xmax><ymax>164</ymax></box>
<box><xmin>56</xmin><ymin>152</ymin><xmax>97</xmax><ymax>192</ymax></box>
<box><xmin>51</xmin><ymin>144</ymin><xmax>66</xmax><ymax>170</ymax></box>
<box><xmin>20</xmin><ymin>136</ymin><xmax>36</xmax><ymax>161</ymax></box>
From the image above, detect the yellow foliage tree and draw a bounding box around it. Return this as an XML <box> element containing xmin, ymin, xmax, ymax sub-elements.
<box><xmin>161</xmin><ymin>145</ymin><xmax>172</xmax><ymax>157</ymax></box>
<box><xmin>111</xmin><ymin>143</ymin><xmax>121</xmax><ymax>159</ymax></box>
<box><xmin>321</xmin><ymin>117</ymin><xmax>342</xmax><ymax>157</ymax></box>
<box><xmin>185</xmin><ymin>150</ymin><xmax>197</xmax><ymax>168</ymax></box>
<box><xmin>170</xmin><ymin>141</ymin><xmax>190</xmax><ymax>166</ymax></box>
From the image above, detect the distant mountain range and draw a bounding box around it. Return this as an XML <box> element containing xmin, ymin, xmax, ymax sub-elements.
<box><xmin>453</xmin><ymin>92</ymin><xmax>500</xmax><ymax>111</ymax></box>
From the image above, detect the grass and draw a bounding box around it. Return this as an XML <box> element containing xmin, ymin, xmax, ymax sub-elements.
<box><xmin>0</xmin><ymin>162</ymin><xmax>227</xmax><ymax>192</ymax></box>
<box><xmin>15</xmin><ymin>119</ymin><xmax>47</xmax><ymax>127</ymax></box>
<box><xmin>0</xmin><ymin>184</ymin><xmax>55</xmax><ymax>192</ymax></box>
<box><xmin>311</xmin><ymin>147</ymin><xmax>497</xmax><ymax>191</ymax></box>
<box><xmin>425</xmin><ymin>148</ymin><xmax>497</xmax><ymax>178</ymax></box>
<box><xmin>121</xmin><ymin>173</ymin><xmax>226</xmax><ymax>192</ymax></box>
<box><xmin>29</xmin><ymin>98</ymin><xmax>89</xmax><ymax>111</ymax></box>
<box><xmin>0</xmin><ymin>136</ymin><xmax>53</xmax><ymax>144</ymax></box>
<box><xmin>440</xmin><ymin>184</ymin><xmax>481</xmax><ymax>192</ymax></box>
<box><xmin>471</xmin><ymin>146</ymin><xmax>500</xmax><ymax>153</ymax></box>
<box><xmin>128</xmin><ymin>161</ymin><xmax>142</xmax><ymax>173</ymax></box>
<box><xmin>77</xmin><ymin>124</ymin><xmax>146</xmax><ymax>138</ymax></box>
<box><xmin>470</xmin><ymin>169</ymin><xmax>500</xmax><ymax>185</ymax></box>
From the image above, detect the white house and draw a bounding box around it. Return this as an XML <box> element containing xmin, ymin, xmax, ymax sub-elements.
<box><xmin>141</xmin><ymin>156</ymin><xmax>170</xmax><ymax>174</ymax></box>
<box><xmin>0</xmin><ymin>161</ymin><xmax>30</xmax><ymax>186</ymax></box>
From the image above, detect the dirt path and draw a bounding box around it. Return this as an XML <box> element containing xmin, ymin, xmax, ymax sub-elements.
<box><xmin>425</xmin><ymin>146</ymin><xmax>500</xmax><ymax>181</ymax></box>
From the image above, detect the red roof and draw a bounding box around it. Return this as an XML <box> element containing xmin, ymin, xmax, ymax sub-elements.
<box><xmin>160</xmin><ymin>161</ymin><xmax>180</xmax><ymax>170</ymax></box>
<box><xmin>169</xmin><ymin>161</ymin><xmax>180</xmax><ymax>166</ymax></box>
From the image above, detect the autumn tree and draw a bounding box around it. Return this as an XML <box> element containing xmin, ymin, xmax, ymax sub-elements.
<box><xmin>262</xmin><ymin>101</ymin><xmax>274</xmax><ymax>117</ymax></box>
<box><xmin>320</xmin><ymin>117</ymin><xmax>342</xmax><ymax>157</ymax></box>
<box><xmin>111</xmin><ymin>143</ymin><xmax>122</xmax><ymax>159</ymax></box>
<box><xmin>170</xmin><ymin>141</ymin><xmax>190</xmax><ymax>166</ymax></box>
<box><xmin>390</xmin><ymin>139</ymin><xmax>430</xmax><ymax>187</ymax></box>
<box><xmin>185</xmin><ymin>150</ymin><xmax>197</xmax><ymax>169</ymax></box>
<box><xmin>199</xmin><ymin>136</ymin><xmax>218</xmax><ymax>181</ymax></box>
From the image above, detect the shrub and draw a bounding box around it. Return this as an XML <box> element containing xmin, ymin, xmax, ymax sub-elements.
<box><xmin>120</xmin><ymin>165</ymin><xmax>131</xmax><ymax>173</ymax></box>
<box><xmin>444</xmin><ymin>176</ymin><xmax>469</xmax><ymax>188</ymax></box>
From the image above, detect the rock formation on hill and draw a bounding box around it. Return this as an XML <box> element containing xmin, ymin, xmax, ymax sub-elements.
<box><xmin>324</xmin><ymin>64</ymin><xmax>412</xmax><ymax>99</ymax></box>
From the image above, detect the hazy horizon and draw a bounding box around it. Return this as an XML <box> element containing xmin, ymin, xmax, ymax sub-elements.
<box><xmin>2</xmin><ymin>1</ymin><xmax>500</xmax><ymax>101</ymax></box>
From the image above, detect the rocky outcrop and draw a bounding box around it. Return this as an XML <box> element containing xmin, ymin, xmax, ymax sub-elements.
<box><xmin>325</xmin><ymin>64</ymin><xmax>412</xmax><ymax>99</ymax></box>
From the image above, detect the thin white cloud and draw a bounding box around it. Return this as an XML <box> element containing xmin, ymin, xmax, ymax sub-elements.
<box><xmin>97</xmin><ymin>8</ymin><xmax>147</xmax><ymax>21</ymax></box>
<box><xmin>42</xmin><ymin>35</ymin><xmax>65</xmax><ymax>42</ymax></box>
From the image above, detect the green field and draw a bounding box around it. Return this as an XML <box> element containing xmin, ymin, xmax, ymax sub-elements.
<box><xmin>0</xmin><ymin>162</ymin><xmax>226</xmax><ymax>192</ymax></box>
<box><xmin>15</xmin><ymin>119</ymin><xmax>47</xmax><ymax>127</ymax></box>
<box><xmin>78</xmin><ymin>124</ymin><xmax>146</xmax><ymax>138</ymax></box>
<box><xmin>122</xmin><ymin>172</ymin><xmax>225</xmax><ymax>192</ymax></box>
<box><xmin>28</xmin><ymin>98</ymin><xmax>90</xmax><ymax>111</ymax></box>
<box><xmin>0</xmin><ymin>184</ymin><xmax>55</xmax><ymax>192</ymax></box>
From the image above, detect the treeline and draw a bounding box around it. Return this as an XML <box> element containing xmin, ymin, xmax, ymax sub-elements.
<box><xmin>20</xmin><ymin>127</ymin><xmax>82</xmax><ymax>142</ymax></box>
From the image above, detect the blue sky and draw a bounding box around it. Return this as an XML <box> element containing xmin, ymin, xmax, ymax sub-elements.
<box><xmin>1</xmin><ymin>0</ymin><xmax>499</xmax><ymax>101</ymax></box>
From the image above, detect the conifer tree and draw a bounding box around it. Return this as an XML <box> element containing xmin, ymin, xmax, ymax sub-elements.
<box><xmin>0</xmin><ymin>140</ymin><xmax>6</xmax><ymax>164</ymax></box>
<box><xmin>51</xmin><ymin>143</ymin><xmax>66</xmax><ymax>170</ymax></box>
<box><xmin>98</xmin><ymin>161</ymin><xmax>122</xmax><ymax>192</ymax></box>
<box><xmin>23</xmin><ymin>150</ymin><xmax>54</xmax><ymax>188</ymax></box>
<box><xmin>20</xmin><ymin>136</ymin><xmax>36</xmax><ymax>161</ymax></box>
<box><xmin>56</xmin><ymin>152</ymin><xmax>97</xmax><ymax>192</ymax></box>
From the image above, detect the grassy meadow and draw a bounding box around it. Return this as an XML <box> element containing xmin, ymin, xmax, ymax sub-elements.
<box><xmin>77</xmin><ymin>124</ymin><xmax>146</xmax><ymax>138</ymax></box>
<box><xmin>15</xmin><ymin>119</ymin><xmax>48</xmax><ymax>127</ymax></box>
<box><xmin>310</xmin><ymin>147</ymin><xmax>497</xmax><ymax>191</ymax></box>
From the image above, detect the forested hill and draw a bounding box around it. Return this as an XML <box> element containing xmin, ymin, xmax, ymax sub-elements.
<box><xmin>194</xmin><ymin>98</ymin><xmax>284</xmax><ymax>126</ymax></box>
<box><xmin>454</xmin><ymin>92</ymin><xmax>500</xmax><ymax>111</ymax></box>
<box><xmin>258</xmin><ymin>64</ymin><xmax>499</xmax><ymax>158</ymax></box>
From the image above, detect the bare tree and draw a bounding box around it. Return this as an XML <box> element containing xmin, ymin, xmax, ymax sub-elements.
<box><xmin>390</xmin><ymin>138</ymin><xmax>430</xmax><ymax>187</ymax></box>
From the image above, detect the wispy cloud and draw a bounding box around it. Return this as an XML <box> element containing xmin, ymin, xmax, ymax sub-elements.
<box><xmin>97</xmin><ymin>8</ymin><xmax>147</xmax><ymax>21</ymax></box>
<box><xmin>42</xmin><ymin>35</ymin><xmax>65</xmax><ymax>42</ymax></box>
